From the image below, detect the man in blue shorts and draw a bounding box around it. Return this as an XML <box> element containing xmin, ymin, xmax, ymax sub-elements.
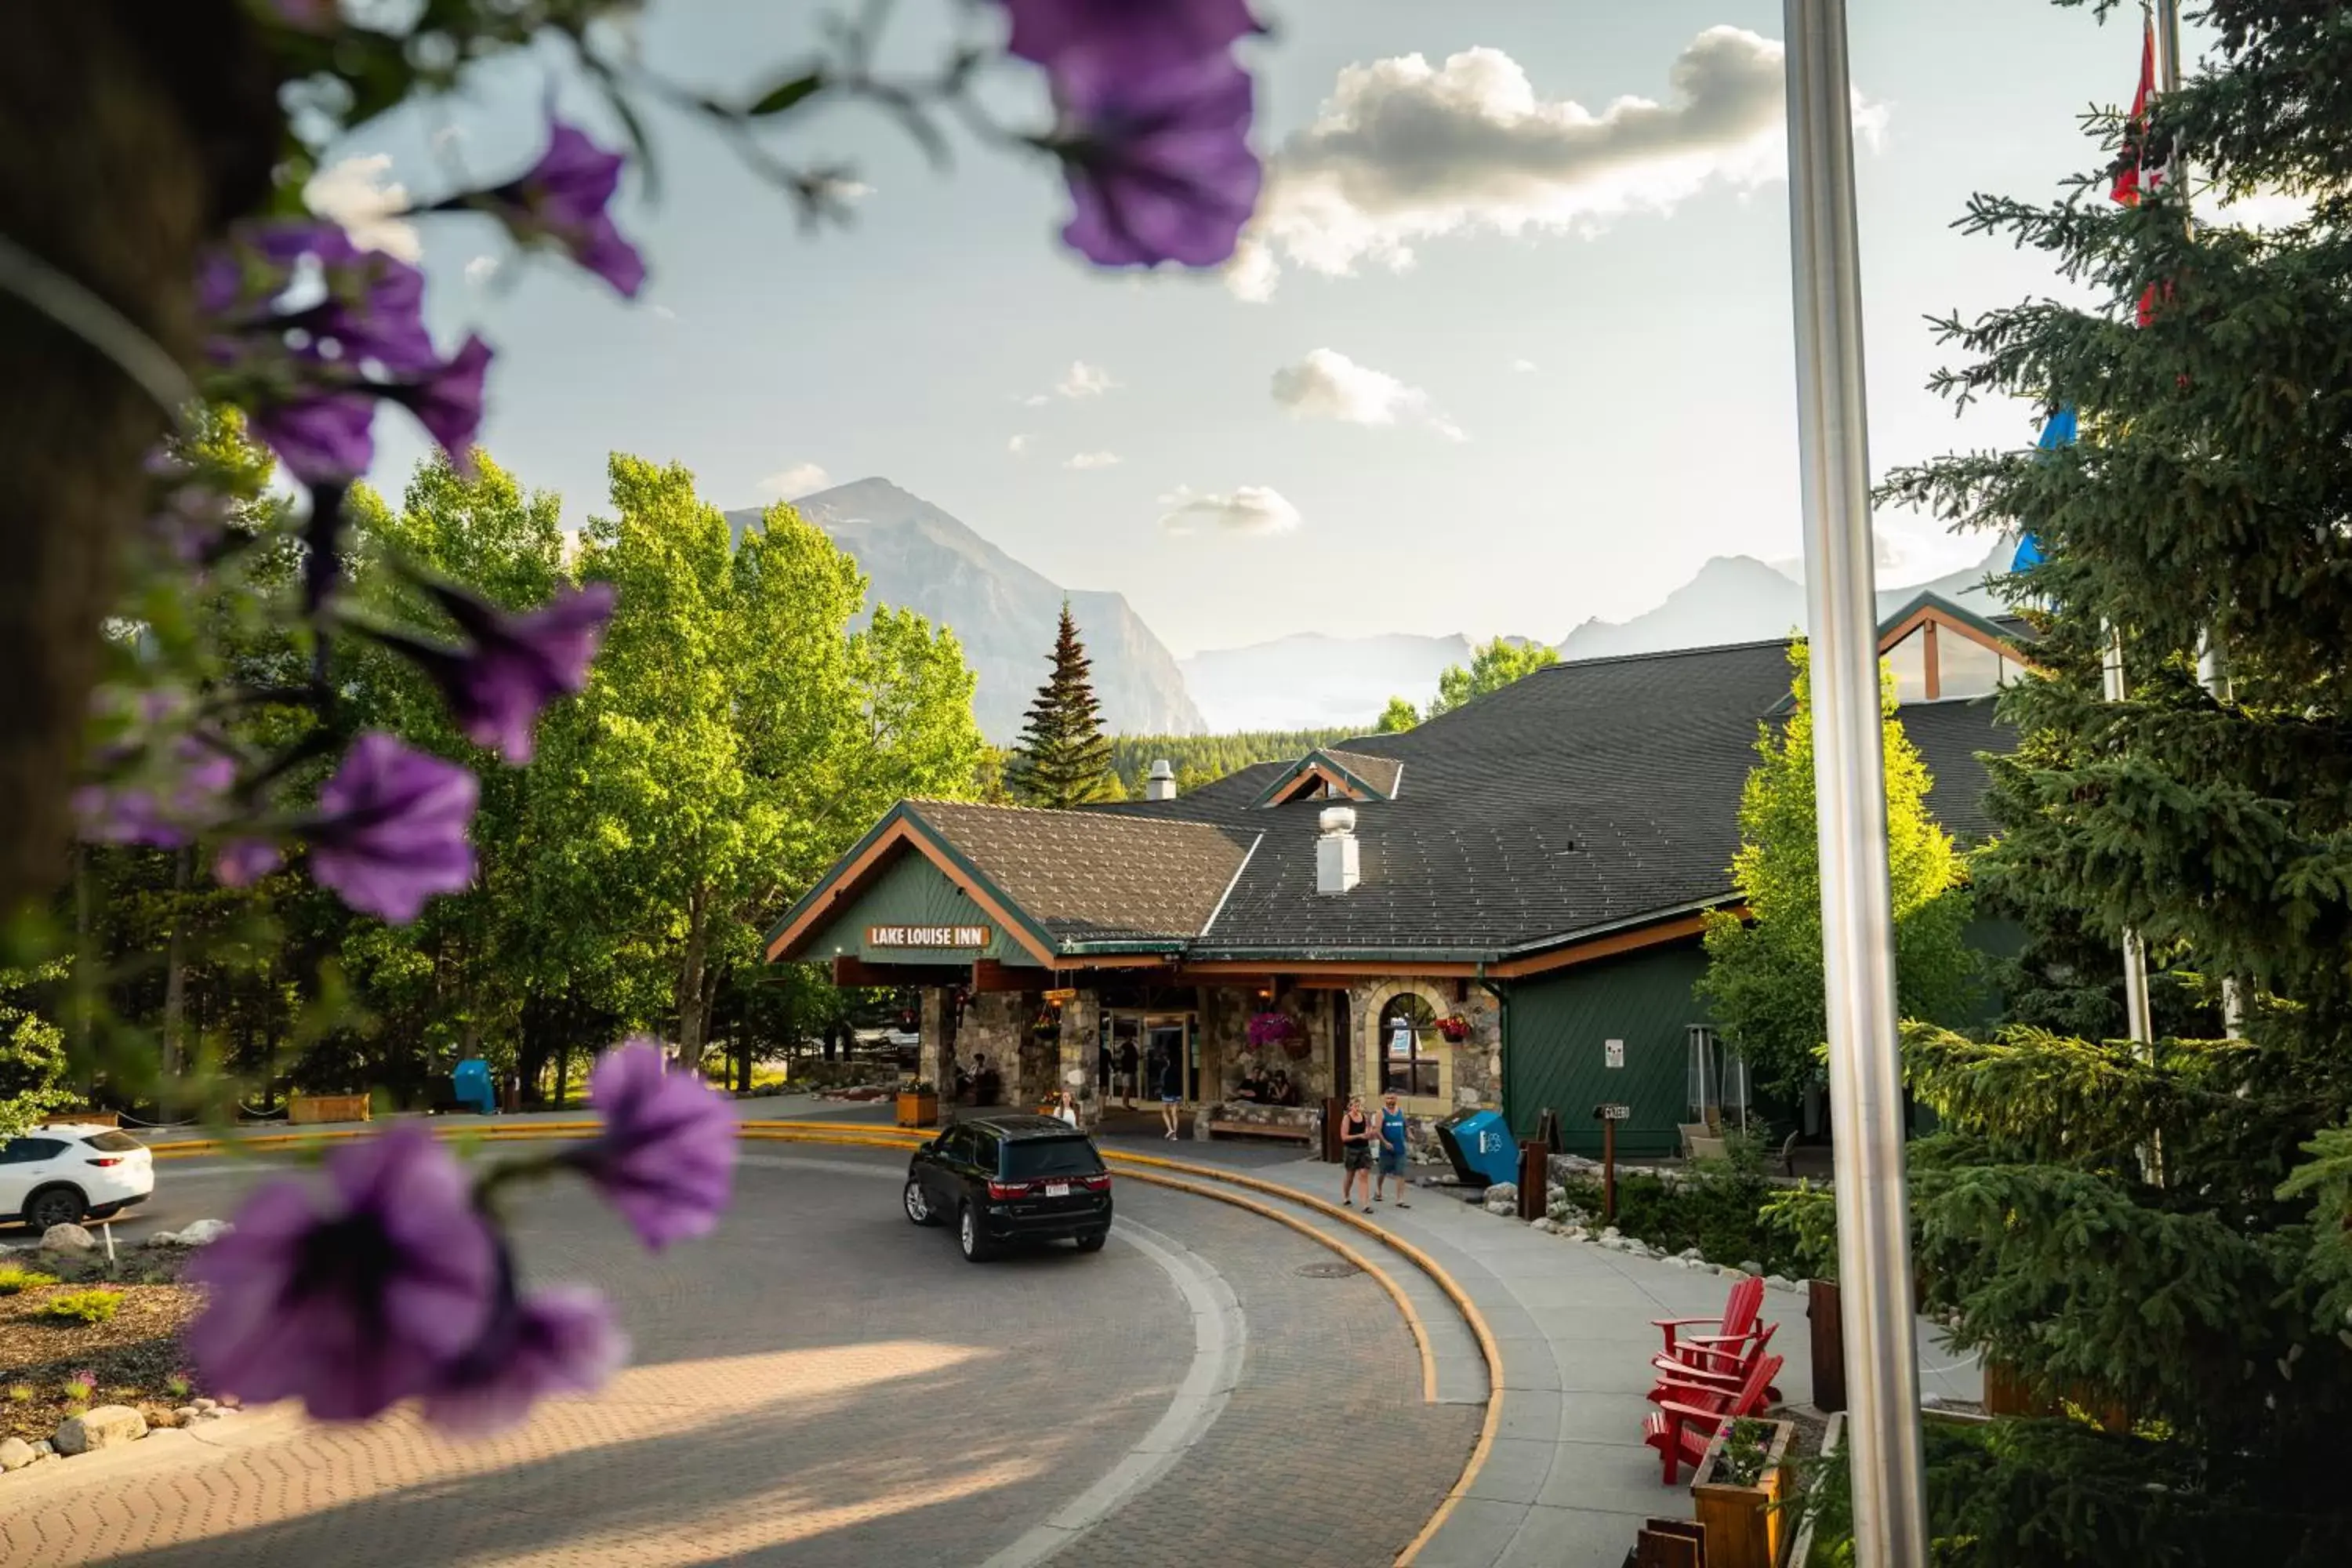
<box><xmin>1374</xmin><ymin>1091</ymin><xmax>1411</xmax><ymax>1207</ymax></box>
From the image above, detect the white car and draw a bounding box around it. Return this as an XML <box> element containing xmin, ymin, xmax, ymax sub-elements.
<box><xmin>0</xmin><ymin>1124</ymin><xmax>154</xmax><ymax>1233</ymax></box>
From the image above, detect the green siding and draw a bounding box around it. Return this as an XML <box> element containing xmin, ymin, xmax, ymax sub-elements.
<box><xmin>797</xmin><ymin>850</ymin><xmax>1035</xmax><ymax>964</ymax></box>
<box><xmin>1505</xmin><ymin>943</ymin><xmax>1713</xmax><ymax>1156</ymax></box>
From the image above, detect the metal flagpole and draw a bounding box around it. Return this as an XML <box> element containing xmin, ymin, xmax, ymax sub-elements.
<box><xmin>1780</xmin><ymin>4</ymin><xmax>1931</xmax><ymax>1563</ymax></box>
<box><xmin>2152</xmin><ymin>0</ymin><xmax>2245</xmax><ymax>1036</ymax></box>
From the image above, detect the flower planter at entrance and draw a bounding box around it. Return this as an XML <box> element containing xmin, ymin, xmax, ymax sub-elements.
<box><xmin>1689</xmin><ymin>1416</ymin><xmax>1795</xmax><ymax>1568</ymax></box>
<box><xmin>895</xmin><ymin>1090</ymin><xmax>939</xmax><ymax>1128</ymax></box>
<box><xmin>288</xmin><ymin>1093</ymin><xmax>371</xmax><ymax>1126</ymax></box>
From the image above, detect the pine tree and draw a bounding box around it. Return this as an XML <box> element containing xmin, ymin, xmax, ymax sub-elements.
<box><xmin>1699</xmin><ymin>642</ymin><xmax>1977</xmax><ymax>1098</ymax></box>
<box><xmin>1862</xmin><ymin>4</ymin><xmax>2352</xmax><ymax>1556</ymax></box>
<box><xmin>1011</xmin><ymin>603</ymin><xmax>1116</xmax><ymax>809</ymax></box>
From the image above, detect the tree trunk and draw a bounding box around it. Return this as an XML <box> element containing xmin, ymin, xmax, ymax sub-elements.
<box><xmin>0</xmin><ymin>7</ymin><xmax>274</xmax><ymax>920</ymax></box>
<box><xmin>674</xmin><ymin>882</ymin><xmax>708</xmax><ymax>1072</ymax></box>
<box><xmin>160</xmin><ymin>845</ymin><xmax>191</xmax><ymax>1089</ymax></box>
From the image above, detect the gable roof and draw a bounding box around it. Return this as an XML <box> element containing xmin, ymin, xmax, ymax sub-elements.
<box><xmin>1248</xmin><ymin>746</ymin><xmax>1404</xmax><ymax>807</ymax></box>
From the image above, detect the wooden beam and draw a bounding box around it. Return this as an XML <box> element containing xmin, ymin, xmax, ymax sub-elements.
<box><xmin>829</xmin><ymin>956</ymin><xmax>967</xmax><ymax>989</ymax></box>
<box><xmin>1486</xmin><ymin>911</ymin><xmax>1725</xmax><ymax>979</ymax></box>
<box><xmin>1176</xmin><ymin>960</ymin><xmax>1485</xmax><ymax>981</ymax></box>
<box><xmin>971</xmin><ymin>959</ymin><xmax>1054</xmax><ymax>993</ymax></box>
<box><xmin>1923</xmin><ymin>617</ymin><xmax>1942</xmax><ymax>701</ymax></box>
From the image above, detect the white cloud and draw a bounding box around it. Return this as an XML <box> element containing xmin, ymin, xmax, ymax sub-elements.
<box><xmin>1232</xmin><ymin>29</ymin><xmax>1886</xmax><ymax>297</ymax></box>
<box><xmin>1510</xmin><ymin>357</ymin><xmax>1538</xmax><ymax>373</ymax></box>
<box><xmin>1064</xmin><ymin>450</ymin><xmax>1124</xmax><ymax>470</ymax></box>
<box><xmin>304</xmin><ymin>154</ymin><xmax>420</xmax><ymax>261</ymax></box>
<box><xmin>652</xmin><ymin>304</ymin><xmax>679</xmax><ymax>321</ymax></box>
<box><xmin>2200</xmin><ymin>187</ymin><xmax>2313</xmax><ymax>230</ymax></box>
<box><xmin>757</xmin><ymin>462</ymin><xmax>831</xmax><ymax>500</ymax></box>
<box><xmin>1054</xmin><ymin>360</ymin><xmax>1120</xmax><ymax>398</ymax></box>
<box><xmin>1270</xmin><ymin>348</ymin><xmax>1465</xmax><ymax>440</ymax></box>
<box><xmin>1224</xmin><ymin>237</ymin><xmax>1280</xmax><ymax>303</ymax></box>
<box><xmin>430</xmin><ymin>124</ymin><xmax>468</xmax><ymax>152</ymax></box>
<box><xmin>1007</xmin><ymin>434</ymin><xmax>1032</xmax><ymax>456</ymax></box>
<box><xmin>463</xmin><ymin>254</ymin><xmax>499</xmax><ymax>286</ymax></box>
<box><xmin>1157</xmin><ymin>485</ymin><xmax>1303</xmax><ymax>538</ymax></box>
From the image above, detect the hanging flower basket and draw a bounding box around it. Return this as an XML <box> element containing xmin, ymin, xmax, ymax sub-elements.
<box><xmin>1246</xmin><ymin>1011</ymin><xmax>1296</xmax><ymax>1050</ymax></box>
<box><xmin>1436</xmin><ymin>1014</ymin><xmax>1472</xmax><ymax>1044</ymax></box>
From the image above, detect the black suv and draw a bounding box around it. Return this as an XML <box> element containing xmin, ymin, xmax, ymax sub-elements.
<box><xmin>903</xmin><ymin>1113</ymin><xmax>1112</xmax><ymax>1261</ymax></box>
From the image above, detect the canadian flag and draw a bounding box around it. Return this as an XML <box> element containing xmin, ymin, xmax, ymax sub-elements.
<box><xmin>2111</xmin><ymin>13</ymin><xmax>2169</xmax><ymax>325</ymax></box>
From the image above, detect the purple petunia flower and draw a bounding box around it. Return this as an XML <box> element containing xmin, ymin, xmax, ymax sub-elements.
<box><xmin>390</xmin><ymin>334</ymin><xmax>492</xmax><ymax>477</ymax></box>
<box><xmin>318</xmin><ymin>250</ymin><xmax>439</xmax><ymax>376</ymax></box>
<box><xmin>1053</xmin><ymin>50</ymin><xmax>1261</xmax><ymax>268</ymax></box>
<box><xmin>184</xmin><ymin>1126</ymin><xmax>501</xmax><ymax>1422</ymax></box>
<box><xmin>251</xmin><ymin>391</ymin><xmax>378</xmax><ymax>485</ymax></box>
<box><xmin>72</xmin><ymin>737</ymin><xmax>237</xmax><ymax>849</ymax></box>
<box><xmin>484</xmin><ymin>121</ymin><xmax>646</xmax><ymax>298</ymax></box>
<box><xmin>214</xmin><ymin>838</ymin><xmax>285</xmax><ymax>888</ymax></box>
<box><xmin>307</xmin><ymin>732</ymin><xmax>478</xmax><ymax>924</ymax></box>
<box><xmin>1003</xmin><ymin>0</ymin><xmax>1262</xmax><ymax>75</ymax></box>
<box><xmin>421</xmin><ymin>1283</ymin><xmax>628</xmax><ymax>1435</ymax></box>
<box><xmin>408</xmin><ymin>580</ymin><xmax>616</xmax><ymax>763</ymax></box>
<box><xmin>574</xmin><ymin>1039</ymin><xmax>738</xmax><ymax>1250</ymax></box>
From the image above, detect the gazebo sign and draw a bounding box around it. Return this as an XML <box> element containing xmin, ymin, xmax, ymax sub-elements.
<box><xmin>866</xmin><ymin>924</ymin><xmax>992</xmax><ymax>950</ymax></box>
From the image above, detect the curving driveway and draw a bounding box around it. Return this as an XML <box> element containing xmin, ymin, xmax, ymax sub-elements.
<box><xmin>0</xmin><ymin>1147</ymin><xmax>1474</xmax><ymax>1568</ymax></box>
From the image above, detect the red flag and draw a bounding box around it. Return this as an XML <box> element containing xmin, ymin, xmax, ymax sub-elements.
<box><xmin>2112</xmin><ymin>15</ymin><xmax>2161</xmax><ymax>207</ymax></box>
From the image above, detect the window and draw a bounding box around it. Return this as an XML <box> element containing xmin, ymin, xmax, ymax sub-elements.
<box><xmin>1005</xmin><ymin>1138</ymin><xmax>1102</xmax><ymax>1179</ymax></box>
<box><xmin>82</xmin><ymin>1131</ymin><xmax>141</xmax><ymax>1153</ymax></box>
<box><xmin>966</xmin><ymin>1132</ymin><xmax>1003</xmax><ymax>1175</ymax></box>
<box><xmin>1379</xmin><ymin>994</ymin><xmax>1440</xmax><ymax>1098</ymax></box>
<box><xmin>1936</xmin><ymin>632</ymin><xmax>2004</xmax><ymax>700</ymax></box>
<box><xmin>1882</xmin><ymin>627</ymin><xmax>1930</xmax><ymax>703</ymax></box>
<box><xmin>0</xmin><ymin>1138</ymin><xmax>65</xmax><ymax>1165</ymax></box>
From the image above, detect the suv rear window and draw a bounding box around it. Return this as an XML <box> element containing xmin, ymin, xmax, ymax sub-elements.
<box><xmin>1004</xmin><ymin>1137</ymin><xmax>1104</xmax><ymax>1180</ymax></box>
<box><xmin>82</xmin><ymin>1131</ymin><xmax>142</xmax><ymax>1152</ymax></box>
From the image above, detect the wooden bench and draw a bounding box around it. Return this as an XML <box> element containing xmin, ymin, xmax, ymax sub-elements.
<box><xmin>1206</xmin><ymin>1120</ymin><xmax>1316</xmax><ymax>1144</ymax></box>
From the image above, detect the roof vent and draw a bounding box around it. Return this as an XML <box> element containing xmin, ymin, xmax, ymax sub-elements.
<box><xmin>1316</xmin><ymin>805</ymin><xmax>1359</xmax><ymax>895</ymax></box>
<box><xmin>1145</xmin><ymin>758</ymin><xmax>1177</xmax><ymax>801</ymax></box>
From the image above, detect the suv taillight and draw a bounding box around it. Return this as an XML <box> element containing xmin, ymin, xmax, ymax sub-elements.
<box><xmin>986</xmin><ymin>1179</ymin><xmax>1033</xmax><ymax>1200</ymax></box>
<box><xmin>87</xmin><ymin>1156</ymin><xmax>123</xmax><ymax>1167</ymax></box>
<box><xmin>1080</xmin><ymin>1174</ymin><xmax>1111</xmax><ymax>1191</ymax></box>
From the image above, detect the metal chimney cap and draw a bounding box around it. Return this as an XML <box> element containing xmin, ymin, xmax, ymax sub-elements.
<box><xmin>1147</xmin><ymin>759</ymin><xmax>1175</xmax><ymax>779</ymax></box>
<box><xmin>1319</xmin><ymin>805</ymin><xmax>1357</xmax><ymax>835</ymax></box>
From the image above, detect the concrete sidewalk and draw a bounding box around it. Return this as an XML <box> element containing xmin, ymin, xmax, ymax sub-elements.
<box><xmin>1160</xmin><ymin>1147</ymin><xmax>1977</xmax><ymax>1568</ymax></box>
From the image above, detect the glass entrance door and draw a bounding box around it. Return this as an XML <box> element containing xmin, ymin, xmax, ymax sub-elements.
<box><xmin>1105</xmin><ymin>1010</ymin><xmax>1199</xmax><ymax>1104</ymax></box>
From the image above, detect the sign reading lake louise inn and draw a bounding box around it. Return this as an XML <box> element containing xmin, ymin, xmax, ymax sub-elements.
<box><xmin>866</xmin><ymin>923</ymin><xmax>993</xmax><ymax>951</ymax></box>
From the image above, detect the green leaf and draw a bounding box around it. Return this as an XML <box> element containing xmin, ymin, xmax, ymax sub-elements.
<box><xmin>745</xmin><ymin>71</ymin><xmax>826</xmax><ymax>118</ymax></box>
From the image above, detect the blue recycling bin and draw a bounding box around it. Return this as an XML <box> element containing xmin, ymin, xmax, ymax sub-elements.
<box><xmin>1436</xmin><ymin>1109</ymin><xmax>1518</xmax><ymax>1189</ymax></box>
<box><xmin>452</xmin><ymin>1058</ymin><xmax>495</xmax><ymax>1116</ymax></box>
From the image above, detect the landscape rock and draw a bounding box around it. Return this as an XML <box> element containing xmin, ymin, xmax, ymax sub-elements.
<box><xmin>1738</xmin><ymin>1259</ymin><xmax>1766</xmax><ymax>1276</ymax></box>
<box><xmin>144</xmin><ymin>1232</ymin><xmax>181</xmax><ymax>1247</ymax></box>
<box><xmin>176</xmin><ymin>1218</ymin><xmax>234</xmax><ymax>1247</ymax></box>
<box><xmin>1766</xmin><ymin>1274</ymin><xmax>1799</xmax><ymax>1293</ymax></box>
<box><xmin>1679</xmin><ymin>1247</ymin><xmax>1704</xmax><ymax>1261</ymax></box>
<box><xmin>0</xmin><ymin>1437</ymin><xmax>33</xmax><ymax>1472</ymax></box>
<box><xmin>172</xmin><ymin>1406</ymin><xmax>201</xmax><ymax>1425</ymax></box>
<box><xmin>1529</xmin><ymin>1217</ymin><xmax>1554</xmax><ymax>1233</ymax></box>
<box><xmin>54</xmin><ymin>1405</ymin><xmax>147</xmax><ymax>1456</ymax></box>
<box><xmin>31</xmin><ymin>1441</ymin><xmax>53</xmax><ymax>1457</ymax></box>
<box><xmin>191</xmin><ymin>1399</ymin><xmax>218</xmax><ymax>1413</ymax></box>
<box><xmin>38</xmin><ymin>1223</ymin><xmax>96</xmax><ymax>1254</ymax></box>
<box><xmin>1599</xmin><ymin>1226</ymin><xmax>1622</xmax><ymax>1240</ymax></box>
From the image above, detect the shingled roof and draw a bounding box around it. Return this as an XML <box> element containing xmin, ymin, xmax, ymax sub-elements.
<box><xmin>906</xmin><ymin>800</ymin><xmax>1255</xmax><ymax>946</ymax></box>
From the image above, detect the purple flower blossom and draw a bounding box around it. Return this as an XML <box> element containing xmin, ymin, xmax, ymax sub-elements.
<box><xmin>406</xmin><ymin>580</ymin><xmax>616</xmax><ymax>763</ymax></box>
<box><xmin>421</xmin><ymin>1284</ymin><xmax>627</xmax><ymax>1435</ymax></box>
<box><xmin>318</xmin><ymin>250</ymin><xmax>439</xmax><ymax>376</ymax></box>
<box><xmin>214</xmin><ymin>838</ymin><xmax>285</xmax><ymax>888</ymax></box>
<box><xmin>185</xmin><ymin>1126</ymin><xmax>500</xmax><ymax>1422</ymax></box>
<box><xmin>307</xmin><ymin>732</ymin><xmax>478</xmax><ymax>924</ymax></box>
<box><xmin>72</xmin><ymin>737</ymin><xmax>237</xmax><ymax>849</ymax></box>
<box><xmin>1053</xmin><ymin>52</ymin><xmax>1261</xmax><ymax>268</ymax></box>
<box><xmin>575</xmin><ymin>1039</ymin><xmax>738</xmax><ymax>1250</ymax></box>
<box><xmin>251</xmin><ymin>392</ymin><xmax>377</xmax><ymax>485</ymax></box>
<box><xmin>1004</xmin><ymin>0</ymin><xmax>1262</xmax><ymax>75</ymax></box>
<box><xmin>390</xmin><ymin>334</ymin><xmax>492</xmax><ymax>477</ymax></box>
<box><xmin>485</xmin><ymin>122</ymin><xmax>646</xmax><ymax>298</ymax></box>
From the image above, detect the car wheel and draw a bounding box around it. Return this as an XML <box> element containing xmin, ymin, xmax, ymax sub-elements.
<box><xmin>903</xmin><ymin>1178</ymin><xmax>938</xmax><ymax>1226</ymax></box>
<box><xmin>957</xmin><ymin>1202</ymin><xmax>993</xmax><ymax>1262</ymax></box>
<box><xmin>25</xmin><ymin>1186</ymin><xmax>85</xmax><ymax>1232</ymax></box>
<box><xmin>1073</xmin><ymin>1229</ymin><xmax>1108</xmax><ymax>1254</ymax></box>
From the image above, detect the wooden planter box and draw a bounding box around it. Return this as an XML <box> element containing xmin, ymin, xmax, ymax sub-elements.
<box><xmin>288</xmin><ymin>1093</ymin><xmax>372</xmax><ymax>1126</ymax></box>
<box><xmin>1690</xmin><ymin>1417</ymin><xmax>1795</xmax><ymax>1568</ymax></box>
<box><xmin>895</xmin><ymin>1091</ymin><xmax>939</xmax><ymax>1129</ymax></box>
<box><xmin>1984</xmin><ymin>1359</ymin><xmax>2132</xmax><ymax>1432</ymax></box>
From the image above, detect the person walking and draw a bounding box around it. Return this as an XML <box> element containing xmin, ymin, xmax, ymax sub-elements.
<box><xmin>1157</xmin><ymin>1050</ymin><xmax>1184</xmax><ymax>1140</ymax></box>
<box><xmin>1338</xmin><ymin>1094</ymin><xmax>1374</xmax><ymax>1210</ymax></box>
<box><xmin>1374</xmin><ymin>1091</ymin><xmax>1411</xmax><ymax>1208</ymax></box>
<box><xmin>1117</xmin><ymin>1038</ymin><xmax>1139</xmax><ymax>1109</ymax></box>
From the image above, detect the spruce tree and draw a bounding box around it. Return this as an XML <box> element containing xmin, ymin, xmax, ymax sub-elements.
<box><xmin>1011</xmin><ymin>603</ymin><xmax>1116</xmax><ymax>809</ymax></box>
<box><xmin>1866</xmin><ymin>3</ymin><xmax>2352</xmax><ymax>1556</ymax></box>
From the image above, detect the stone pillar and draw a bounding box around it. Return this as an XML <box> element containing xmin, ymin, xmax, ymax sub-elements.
<box><xmin>919</xmin><ymin>987</ymin><xmax>950</xmax><ymax>1092</ymax></box>
<box><xmin>961</xmin><ymin>993</ymin><xmax>1023</xmax><ymax>1105</ymax></box>
<box><xmin>1058</xmin><ymin>989</ymin><xmax>1102</xmax><ymax>1127</ymax></box>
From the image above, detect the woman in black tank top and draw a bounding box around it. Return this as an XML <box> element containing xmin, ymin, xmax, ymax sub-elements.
<box><xmin>1339</xmin><ymin>1094</ymin><xmax>1374</xmax><ymax>1210</ymax></box>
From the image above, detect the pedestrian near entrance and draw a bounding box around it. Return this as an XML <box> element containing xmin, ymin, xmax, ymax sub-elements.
<box><xmin>1374</xmin><ymin>1091</ymin><xmax>1411</xmax><ymax>1208</ymax></box>
<box><xmin>1117</xmin><ymin>1040</ymin><xmax>1139</xmax><ymax>1108</ymax></box>
<box><xmin>1158</xmin><ymin>1053</ymin><xmax>1183</xmax><ymax>1140</ymax></box>
<box><xmin>1338</xmin><ymin>1094</ymin><xmax>1374</xmax><ymax>1210</ymax></box>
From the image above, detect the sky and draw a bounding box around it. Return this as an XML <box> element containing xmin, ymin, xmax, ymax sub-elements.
<box><xmin>344</xmin><ymin>0</ymin><xmax>2226</xmax><ymax>657</ymax></box>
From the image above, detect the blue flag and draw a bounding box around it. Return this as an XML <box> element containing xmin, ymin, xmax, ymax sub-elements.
<box><xmin>2012</xmin><ymin>406</ymin><xmax>2078</xmax><ymax>571</ymax></box>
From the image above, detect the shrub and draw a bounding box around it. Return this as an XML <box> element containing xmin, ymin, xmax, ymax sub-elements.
<box><xmin>37</xmin><ymin>1288</ymin><xmax>122</xmax><ymax>1325</ymax></box>
<box><xmin>4</xmin><ymin>1384</ymin><xmax>31</xmax><ymax>1403</ymax></box>
<box><xmin>163</xmin><ymin>1372</ymin><xmax>191</xmax><ymax>1401</ymax></box>
<box><xmin>1556</xmin><ymin>1141</ymin><xmax>1808</xmax><ymax>1276</ymax></box>
<box><xmin>0</xmin><ymin>1264</ymin><xmax>59</xmax><ymax>1295</ymax></box>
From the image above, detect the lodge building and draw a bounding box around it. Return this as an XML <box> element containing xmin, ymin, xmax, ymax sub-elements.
<box><xmin>766</xmin><ymin>593</ymin><xmax>2027</xmax><ymax>1155</ymax></box>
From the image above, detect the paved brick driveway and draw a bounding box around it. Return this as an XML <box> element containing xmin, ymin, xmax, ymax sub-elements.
<box><xmin>1</xmin><ymin>1150</ymin><xmax>1471</xmax><ymax>1567</ymax></box>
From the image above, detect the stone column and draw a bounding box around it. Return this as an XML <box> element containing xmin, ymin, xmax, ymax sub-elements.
<box><xmin>1058</xmin><ymin>989</ymin><xmax>1102</xmax><ymax>1127</ymax></box>
<box><xmin>918</xmin><ymin>986</ymin><xmax>949</xmax><ymax>1093</ymax></box>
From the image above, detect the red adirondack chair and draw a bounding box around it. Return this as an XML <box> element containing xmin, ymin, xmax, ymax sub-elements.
<box><xmin>1652</xmin><ymin>1275</ymin><xmax>1765</xmax><ymax>1371</ymax></box>
<box><xmin>1642</xmin><ymin>1350</ymin><xmax>1784</xmax><ymax>1486</ymax></box>
<box><xmin>1646</xmin><ymin>1316</ymin><xmax>1780</xmax><ymax>1403</ymax></box>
